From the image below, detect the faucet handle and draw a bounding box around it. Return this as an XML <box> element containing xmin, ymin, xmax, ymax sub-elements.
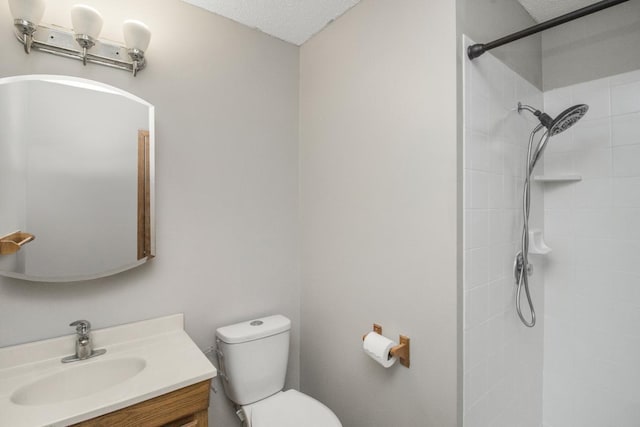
<box><xmin>70</xmin><ymin>320</ymin><xmax>91</xmax><ymax>335</ymax></box>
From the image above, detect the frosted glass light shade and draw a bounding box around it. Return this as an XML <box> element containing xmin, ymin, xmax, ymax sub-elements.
<box><xmin>123</xmin><ymin>20</ymin><xmax>151</xmax><ymax>52</ymax></box>
<box><xmin>70</xmin><ymin>4</ymin><xmax>103</xmax><ymax>39</ymax></box>
<box><xmin>8</xmin><ymin>0</ymin><xmax>46</xmax><ymax>24</ymax></box>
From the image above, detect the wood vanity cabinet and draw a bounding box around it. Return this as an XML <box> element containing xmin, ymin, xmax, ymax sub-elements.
<box><xmin>70</xmin><ymin>380</ymin><xmax>211</xmax><ymax>427</ymax></box>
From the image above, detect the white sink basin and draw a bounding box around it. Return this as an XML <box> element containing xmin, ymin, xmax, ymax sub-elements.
<box><xmin>0</xmin><ymin>314</ymin><xmax>217</xmax><ymax>427</ymax></box>
<box><xmin>11</xmin><ymin>357</ymin><xmax>146</xmax><ymax>406</ymax></box>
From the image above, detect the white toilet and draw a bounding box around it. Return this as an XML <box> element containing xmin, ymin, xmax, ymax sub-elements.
<box><xmin>216</xmin><ymin>315</ymin><xmax>342</xmax><ymax>427</ymax></box>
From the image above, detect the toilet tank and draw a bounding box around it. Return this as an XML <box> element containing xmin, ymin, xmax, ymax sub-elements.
<box><xmin>216</xmin><ymin>315</ymin><xmax>291</xmax><ymax>406</ymax></box>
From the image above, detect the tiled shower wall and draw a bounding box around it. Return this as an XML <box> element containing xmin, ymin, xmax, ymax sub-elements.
<box><xmin>542</xmin><ymin>70</ymin><xmax>640</xmax><ymax>427</ymax></box>
<box><xmin>462</xmin><ymin>36</ymin><xmax>545</xmax><ymax>427</ymax></box>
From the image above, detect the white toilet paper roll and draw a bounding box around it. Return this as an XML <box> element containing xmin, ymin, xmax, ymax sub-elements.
<box><xmin>363</xmin><ymin>332</ymin><xmax>397</xmax><ymax>368</ymax></box>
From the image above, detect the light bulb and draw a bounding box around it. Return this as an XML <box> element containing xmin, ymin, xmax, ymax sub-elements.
<box><xmin>8</xmin><ymin>0</ymin><xmax>46</xmax><ymax>25</ymax></box>
<box><xmin>70</xmin><ymin>4</ymin><xmax>103</xmax><ymax>39</ymax></box>
<box><xmin>123</xmin><ymin>20</ymin><xmax>151</xmax><ymax>52</ymax></box>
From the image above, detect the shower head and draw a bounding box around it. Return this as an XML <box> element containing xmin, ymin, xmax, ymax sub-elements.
<box><xmin>518</xmin><ymin>102</ymin><xmax>589</xmax><ymax>136</ymax></box>
<box><xmin>518</xmin><ymin>102</ymin><xmax>589</xmax><ymax>173</ymax></box>
<box><xmin>548</xmin><ymin>104</ymin><xmax>589</xmax><ymax>135</ymax></box>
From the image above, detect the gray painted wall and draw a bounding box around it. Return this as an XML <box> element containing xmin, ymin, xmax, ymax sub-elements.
<box><xmin>457</xmin><ymin>0</ymin><xmax>542</xmax><ymax>90</ymax></box>
<box><xmin>299</xmin><ymin>1</ymin><xmax>458</xmax><ymax>426</ymax></box>
<box><xmin>542</xmin><ymin>0</ymin><xmax>640</xmax><ymax>90</ymax></box>
<box><xmin>0</xmin><ymin>1</ymin><xmax>299</xmax><ymax>426</ymax></box>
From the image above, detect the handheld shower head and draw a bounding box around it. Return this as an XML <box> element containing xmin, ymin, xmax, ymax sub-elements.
<box><xmin>548</xmin><ymin>104</ymin><xmax>589</xmax><ymax>135</ymax></box>
<box><xmin>513</xmin><ymin>102</ymin><xmax>588</xmax><ymax>328</ymax></box>
<box><xmin>517</xmin><ymin>102</ymin><xmax>589</xmax><ymax>135</ymax></box>
<box><xmin>518</xmin><ymin>102</ymin><xmax>589</xmax><ymax>171</ymax></box>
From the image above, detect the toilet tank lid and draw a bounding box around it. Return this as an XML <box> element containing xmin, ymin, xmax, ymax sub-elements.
<box><xmin>216</xmin><ymin>315</ymin><xmax>291</xmax><ymax>344</ymax></box>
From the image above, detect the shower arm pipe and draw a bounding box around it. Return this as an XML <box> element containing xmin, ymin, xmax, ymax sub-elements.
<box><xmin>518</xmin><ymin>104</ymin><xmax>538</xmax><ymax>115</ymax></box>
<box><xmin>467</xmin><ymin>0</ymin><xmax>629</xmax><ymax>60</ymax></box>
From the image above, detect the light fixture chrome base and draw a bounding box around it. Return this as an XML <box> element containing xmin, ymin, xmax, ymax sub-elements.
<box><xmin>74</xmin><ymin>34</ymin><xmax>95</xmax><ymax>66</ymax></box>
<box><xmin>13</xmin><ymin>19</ymin><xmax>37</xmax><ymax>54</ymax></box>
<box><xmin>127</xmin><ymin>48</ymin><xmax>146</xmax><ymax>77</ymax></box>
<box><xmin>74</xmin><ymin>33</ymin><xmax>96</xmax><ymax>49</ymax></box>
<box><xmin>13</xmin><ymin>23</ymin><xmax>146</xmax><ymax>76</ymax></box>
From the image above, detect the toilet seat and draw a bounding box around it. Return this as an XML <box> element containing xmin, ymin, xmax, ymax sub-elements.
<box><xmin>243</xmin><ymin>390</ymin><xmax>342</xmax><ymax>427</ymax></box>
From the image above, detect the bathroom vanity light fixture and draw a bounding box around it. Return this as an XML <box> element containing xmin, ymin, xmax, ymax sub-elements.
<box><xmin>8</xmin><ymin>0</ymin><xmax>151</xmax><ymax>76</ymax></box>
<box><xmin>8</xmin><ymin>0</ymin><xmax>44</xmax><ymax>54</ymax></box>
<box><xmin>123</xmin><ymin>20</ymin><xmax>151</xmax><ymax>77</ymax></box>
<box><xmin>70</xmin><ymin>4</ymin><xmax>103</xmax><ymax>66</ymax></box>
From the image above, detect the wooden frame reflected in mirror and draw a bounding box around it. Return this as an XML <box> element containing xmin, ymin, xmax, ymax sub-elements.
<box><xmin>138</xmin><ymin>130</ymin><xmax>152</xmax><ymax>260</ymax></box>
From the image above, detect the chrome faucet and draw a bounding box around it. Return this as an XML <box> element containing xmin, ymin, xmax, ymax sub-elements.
<box><xmin>61</xmin><ymin>320</ymin><xmax>106</xmax><ymax>363</ymax></box>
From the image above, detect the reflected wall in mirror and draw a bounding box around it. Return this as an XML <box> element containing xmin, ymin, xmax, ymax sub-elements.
<box><xmin>0</xmin><ymin>75</ymin><xmax>155</xmax><ymax>282</ymax></box>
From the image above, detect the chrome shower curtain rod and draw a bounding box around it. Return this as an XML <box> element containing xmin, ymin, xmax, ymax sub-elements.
<box><xmin>467</xmin><ymin>0</ymin><xmax>629</xmax><ymax>60</ymax></box>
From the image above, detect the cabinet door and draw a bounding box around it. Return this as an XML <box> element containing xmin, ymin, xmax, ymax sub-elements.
<box><xmin>71</xmin><ymin>380</ymin><xmax>211</xmax><ymax>427</ymax></box>
<box><xmin>164</xmin><ymin>409</ymin><xmax>208</xmax><ymax>427</ymax></box>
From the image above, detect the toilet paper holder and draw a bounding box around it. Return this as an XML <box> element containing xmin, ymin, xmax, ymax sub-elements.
<box><xmin>362</xmin><ymin>323</ymin><xmax>410</xmax><ymax>368</ymax></box>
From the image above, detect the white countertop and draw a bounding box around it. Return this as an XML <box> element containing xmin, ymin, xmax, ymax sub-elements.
<box><xmin>0</xmin><ymin>314</ymin><xmax>217</xmax><ymax>427</ymax></box>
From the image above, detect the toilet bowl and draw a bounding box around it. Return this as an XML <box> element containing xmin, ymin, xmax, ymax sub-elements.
<box><xmin>216</xmin><ymin>315</ymin><xmax>341</xmax><ymax>427</ymax></box>
<box><xmin>241</xmin><ymin>389</ymin><xmax>341</xmax><ymax>427</ymax></box>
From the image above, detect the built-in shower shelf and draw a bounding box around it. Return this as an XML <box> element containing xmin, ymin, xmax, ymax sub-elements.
<box><xmin>533</xmin><ymin>175</ymin><xmax>582</xmax><ymax>183</ymax></box>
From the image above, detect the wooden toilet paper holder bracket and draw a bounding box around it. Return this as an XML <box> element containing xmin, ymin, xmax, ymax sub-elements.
<box><xmin>362</xmin><ymin>323</ymin><xmax>410</xmax><ymax>368</ymax></box>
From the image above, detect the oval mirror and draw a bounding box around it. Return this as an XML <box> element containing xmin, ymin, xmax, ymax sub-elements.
<box><xmin>0</xmin><ymin>75</ymin><xmax>155</xmax><ymax>282</ymax></box>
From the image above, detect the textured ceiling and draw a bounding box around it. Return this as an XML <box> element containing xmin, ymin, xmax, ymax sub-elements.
<box><xmin>182</xmin><ymin>0</ymin><xmax>361</xmax><ymax>45</ymax></box>
<box><xmin>517</xmin><ymin>0</ymin><xmax>601</xmax><ymax>22</ymax></box>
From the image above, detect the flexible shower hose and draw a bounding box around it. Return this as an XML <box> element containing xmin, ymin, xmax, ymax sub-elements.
<box><xmin>515</xmin><ymin>127</ymin><xmax>549</xmax><ymax>328</ymax></box>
